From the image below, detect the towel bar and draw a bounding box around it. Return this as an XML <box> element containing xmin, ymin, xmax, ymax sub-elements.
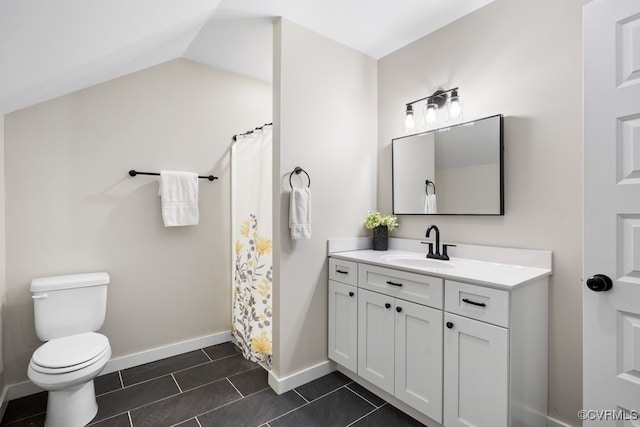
<box><xmin>128</xmin><ymin>170</ymin><xmax>218</xmax><ymax>181</ymax></box>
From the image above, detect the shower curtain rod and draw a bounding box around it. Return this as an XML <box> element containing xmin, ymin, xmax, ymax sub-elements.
<box><xmin>232</xmin><ymin>122</ymin><xmax>272</xmax><ymax>141</ymax></box>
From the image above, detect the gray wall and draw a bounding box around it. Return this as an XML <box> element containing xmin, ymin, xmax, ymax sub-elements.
<box><xmin>4</xmin><ymin>59</ymin><xmax>272</xmax><ymax>385</ymax></box>
<box><xmin>378</xmin><ymin>0</ymin><xmax>584</xmax><ymax>424</ymax></box>
<box><xmin>272</xmin><ymin>19</ymin><xmax>378</xmax><ymax>380</ymax></box>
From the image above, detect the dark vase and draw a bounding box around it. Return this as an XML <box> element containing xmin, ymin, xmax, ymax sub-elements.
<box><xmin>372</xmin><ymin>226</ymin><xmax>389</xmax><ymax>251</ymax></box>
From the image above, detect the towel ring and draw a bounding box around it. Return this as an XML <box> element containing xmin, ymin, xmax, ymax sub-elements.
<box><xmin>289</xmin><ymin>167</ymin><xmax>311</xmax><ymax>189</ymax></box>
<box><xmin>426</xmin><ymin>180</ymin><xmax>436</xmax><ymax>195</ymax></box>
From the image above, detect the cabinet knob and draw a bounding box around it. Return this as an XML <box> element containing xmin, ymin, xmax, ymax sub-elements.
<box><xmin>348</xmin><ymin>291</ymin><xmax>354</xmax><ymax>297</ymax></box>
<box><xmin>396</xmin><ymin>306</ymin><xmax>402</xmax><ymax>313</ymax></box>
<box><xmin>446</xmin><ymin>322</ymin><xmax>454</xmax><ymax>329</ymax></box>
<box><xmin>385</xmin><ymin>303</ymin><xmax>391</xmax><ymax>309</ymax></box>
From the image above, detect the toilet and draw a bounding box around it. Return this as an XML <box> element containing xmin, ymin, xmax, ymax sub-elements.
<box><xmin>27</xmin><ymin>272</ymin><xmax>112</xmax><ymax>427</ymax></box>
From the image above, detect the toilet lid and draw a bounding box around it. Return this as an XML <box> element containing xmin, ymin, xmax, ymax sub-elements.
<box><xmin>32</xmin><ymin>332</ymin><xmax>109</xmax><ymax>369</ymax></box>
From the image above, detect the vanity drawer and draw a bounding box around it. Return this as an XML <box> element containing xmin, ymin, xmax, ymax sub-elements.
<box><xmin>358</xmin><ymin>264</ymin><xmax>443</xmax><ymax>309</ymax></box>
<box><xmin>329</xmin><ymin>258</ymin><xmax>358</xmax><ymax>286</ymax></box>
<box><xmin>445</xmin><ymin>280</ymin><xmax>509</xmax><ymax>328</ymax></box>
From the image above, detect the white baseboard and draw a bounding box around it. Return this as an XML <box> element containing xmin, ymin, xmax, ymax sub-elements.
<box><xmin>6</xmin><ymin>379</ymin><xmax>40</xmax><ymax>401</ymax></box>
<box><xmin>103</xmin><ymin>330</ymin><xmax>231</xmax><ymax>374</ymax></box>
<box><xmin>547</xmin><ymin>416</ymin><xmax>575</xmax><ymax>427</ymax></box>
<box><xmin>4</xmin><ymin>330</ymin><xmax>232</xmax><ymax>402</ymax></box>
<box><xmin>268</xmin><ymin>360</ymin><xmax>335</xmax><ymax>394</ymax></box>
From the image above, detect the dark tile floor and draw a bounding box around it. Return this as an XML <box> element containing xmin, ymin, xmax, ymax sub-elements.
<box><xmin>1</xmin><ymin>342</ymin><xmax>426</xmax><ymax>427</ymax></box>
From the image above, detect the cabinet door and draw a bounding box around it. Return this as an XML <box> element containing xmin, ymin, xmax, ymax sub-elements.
<box><xmin>444</xmin><ymin>312</ymin><xmax>509</xmax><ymax>427</ymax></box>
<box><xmin>358</xmin><ymin>288</ymin><xmax>395</xmax><ymax>394</ymax></box>
<box><xmin>328</xmin><ymin>280</ymin><xmax>358</xmax><ymax>372</ymax></box>
<box><xmin>395</xmin><ymin>299</ymin><xmax>443</xmax><ymax>423</ymax></box>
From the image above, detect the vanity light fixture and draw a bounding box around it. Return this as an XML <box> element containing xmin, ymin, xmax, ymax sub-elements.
<box><xmin>404</xmin><ymin>104</ymin><xmax>416</xmax><ymax>131</ymax></box>
<box><xmin>425</xmin><ymin>102</ymin><xmax>438</xmax><ymax>126</ymax></box>
<box><xmin>447</xmin><ymin>89</ymin><xmax>462</xmax><ymax>122</ymax></box>
<box><xmin>403</xmin><ymin>87</ymin><xmax>462</xmax><ymax>131</ymax></box>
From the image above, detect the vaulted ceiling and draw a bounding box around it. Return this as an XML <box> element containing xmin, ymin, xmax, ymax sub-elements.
<box><xmin>0</xmin><ymin>0</ymin><xmax>493</xmax><ymax>114</ymax></box>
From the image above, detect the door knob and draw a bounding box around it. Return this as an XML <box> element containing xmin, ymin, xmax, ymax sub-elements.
<box><xmin>446</xmin><ymin>322</ymin><xmax>454</xmax><ymax>329</ymax></box>
<box><xmin>396</xmin><ymin>306</ymin><xmax>402</xmax><ymax>313</ymax></box>
<box><xmin>586</xmin><ymin>274</ymin><xmax>613</xmax><ymax>292</ymax></box>
<box><xmin>385</xmin><ymin>303</ymin><xmax>391</xmax><ymax>309</ymax></box>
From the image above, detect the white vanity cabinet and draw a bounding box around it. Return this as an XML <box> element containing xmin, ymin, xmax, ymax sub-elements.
<box><xmin>358</xmin><ymin>288</ymin><xmax>444</xmax><ymax>422</ymax></box>
<box><xmin>443</xmin><ymin>279</ymin><xmax>548</xmax><ymax>427</ymax></box>
<box><xmin>443</xmin><ymin>312</ymin><xmax>508</xmax><ymax>427</ymax></box>
<box><xmin>443</xmin><ymin>280</ymin><xmax>510</xmax><ymax>427</ymax></box>
<box><xmin>328</xmin><ymin>258</ymin><xmax>358</xmax><ymax>372</ymax></box>
<box><xmin>357</xmin><ymin>264</ymin><xmax>443</xmax><ymax>422</ymax></box>
<box><xmin>357</xmin><ymin>288</ymin><xmax>395</xmax><ymax>391</ymax></box>
<box><xmin>327</xmin><ymin>248</ymin><xmax>550</xmax><ymax>427</ymax></box>
<box><xmin>394</xmin><ymin>297</ymin><xmax>443</xmax><ymax>419</ymax></box>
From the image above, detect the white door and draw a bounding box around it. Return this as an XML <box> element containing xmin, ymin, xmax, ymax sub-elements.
<box><xmin>358</xmin><ymin>288</ymin><xmax>395</xmax><ymax>394</ymax></box>
<box><xmin>443</xmin><ymin>312</ymin><xmax>508</xmax><ymax>427</ymax></box>
<box><xmin>395</xmin><ymin>299</ymin><xmax>443</xmax><ymax>423</ymax></box>
<box><xmin>328</xmin><ymin>280</ymin><xmax>358</xmax><ymax>372</ymax></box>
<box><xmin>584</xmin><ymin>0</ymin><xmax>640</xmax><ymax>422</ymax></box>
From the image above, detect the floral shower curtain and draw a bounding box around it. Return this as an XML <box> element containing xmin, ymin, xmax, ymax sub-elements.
<box><xmin>231</xmin><ymin>126</ymin><xmax>272</xmax><ymax>367</ymax></box>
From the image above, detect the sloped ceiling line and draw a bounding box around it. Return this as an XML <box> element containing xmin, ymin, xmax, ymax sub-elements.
<box><xmin>0</xmin><ymin>0</ymin><xmax>494</xmax><ymax>114</ymax></box>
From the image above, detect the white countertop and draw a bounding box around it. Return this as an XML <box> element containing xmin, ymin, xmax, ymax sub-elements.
<box><xmin>329</xmin><ymin>249</ymin><xmax>552</xmax><ymax>290</ymax></box>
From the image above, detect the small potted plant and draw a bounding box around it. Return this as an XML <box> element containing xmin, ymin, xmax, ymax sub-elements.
<box><xmin>365</xmin><ymin>211</ymin><xmax>399</xmax><ymax>251</ymax></box>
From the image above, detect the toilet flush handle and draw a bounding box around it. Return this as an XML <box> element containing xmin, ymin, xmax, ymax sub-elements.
<box><xmin>32</xmin><ymin>294</ymin><xmax>48</xmax><ymax>299</ymax></box>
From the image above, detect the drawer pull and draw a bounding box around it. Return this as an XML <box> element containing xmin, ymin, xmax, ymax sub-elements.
<box><xmin>386</xmin><ymin>280</ymin><xmax>403</xmax><ymax>287</ymax></box>
<box><xmin>336</xmin><ymin>269</ymin><xmax>349</xmax><ymax>275</ymax></box>
<box><xmin>462</xmin><ymin>298</ymin><xmax>486</xmax><ymax>307</ymax></box>
<box><xmin>385</xmin><ymin>303</ymin><xmax>391</xmax><ymax>309</ymax></box>
<box><xmin>446</xmin><ymin>322</ymin><xmax>454</xmax><ymax>329</ymax></box>
<box><xmin>396</xmin><ymin>306</ymin><xmax>403</xmax><ymax>313</ymax></box>
<box><xmin>349</xmin><ymin>291</ymin><xmax>354</xmax><ymax>297</ymax></box>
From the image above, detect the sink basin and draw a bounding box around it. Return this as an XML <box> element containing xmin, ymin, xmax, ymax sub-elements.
<box><xmin>380</xmin><ymin>254</ymin><xmax>454</xmax><ymax>269</ymax></box>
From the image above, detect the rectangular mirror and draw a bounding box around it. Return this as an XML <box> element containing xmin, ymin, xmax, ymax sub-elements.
<box><xmin>392</xmin><ymin>114</ymin><xmax>503</xmax><ymax>215</ymax></box>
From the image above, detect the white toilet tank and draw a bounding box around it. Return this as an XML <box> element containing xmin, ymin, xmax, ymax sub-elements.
<box><xmin>31</xmin><ymin>272</ymin><xmax>109</xmax><ymax>341</ymax></box>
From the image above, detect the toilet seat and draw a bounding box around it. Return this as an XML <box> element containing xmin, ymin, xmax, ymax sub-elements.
<box><xmin>31</xmin><ymin>332</ymin><xmax>109</xmax><ymax>375</ymax></box>
<box><xmin>28</xmin><ymin>340</ymin><xmax>111</xmax><ymax>392</ymax></box>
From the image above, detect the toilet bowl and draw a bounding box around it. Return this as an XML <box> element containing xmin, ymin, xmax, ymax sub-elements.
<box><xmin>28</xmin><ymin>332</ymin><xmax>111</xmax><ymax>427</ymax></box>
<box><xmin>28</xmin><ymin>272</ymin><xmax>111</xmax><ymax>427</ymax></box>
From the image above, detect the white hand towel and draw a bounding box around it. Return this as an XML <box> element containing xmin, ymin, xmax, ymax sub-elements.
<box><xmin>424</xmin><ymin>194</ymin><xmax>437</xmax><ymax>214</ymax></box>
<box><xmin>289</xmin><ymin>187</ymin><xmax>311</xmax><ymax>239</ymax></box>
<box><xmin>159</xmin><ymin>171</ymin><xmax>199</xmax><ymax>227</ymax></box>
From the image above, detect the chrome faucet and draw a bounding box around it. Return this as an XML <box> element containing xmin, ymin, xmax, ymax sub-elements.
<box><xmin>423</xmin><ymin>225</ymin><xmax>456</xmax><ymax>260</ymax></box>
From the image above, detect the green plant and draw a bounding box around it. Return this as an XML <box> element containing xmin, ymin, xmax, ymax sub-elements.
<box><xmin>365</xmin><ymin>211</ymin><xmax>399</xmax><ymax>231</ymax></box>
